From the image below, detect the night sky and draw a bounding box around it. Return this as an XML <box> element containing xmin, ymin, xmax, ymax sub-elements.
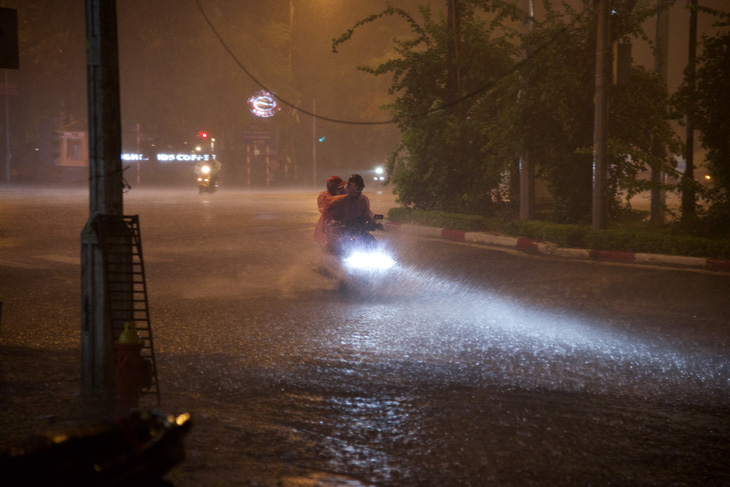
<box><xmin>4</xmin><ymin>0</ymin><xmax>728</xmax><ymax>181</ymax></box>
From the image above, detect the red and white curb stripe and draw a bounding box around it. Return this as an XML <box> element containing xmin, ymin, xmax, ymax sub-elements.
<box><xmin>383</xmin><ymin>221</ymin><xmax>730</xmax><ymax>272</ymax></box>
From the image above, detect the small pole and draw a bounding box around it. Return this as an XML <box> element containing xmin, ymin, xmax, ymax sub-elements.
<box><xmin>312</xmin><ymin>98</ymin><xmax>317</xmax><ymax>187</ymax></box>
<box><xmin>4</xmin><ymin>69</ymin><xmax>10</xmax><ymax>184</ymax></box>
<box><xmin>246</xmin><ymin>145</ymin><xmax>251</xmax><ymax>187</ymax></box>
<box><xmin>136</xmin><ymin>122</ymin><xmax>141</xmax><ymax>186</ymax></box>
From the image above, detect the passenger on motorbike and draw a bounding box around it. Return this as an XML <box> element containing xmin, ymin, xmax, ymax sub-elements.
<box><xmin>313</xmin><ymin>175</ymin><xmax>348</xmax><ymax>246</ymax></box>
<box><xmin>327</xmin><ymin>174</ymin><xmax>375</xmax><ymax>225</ymax></box>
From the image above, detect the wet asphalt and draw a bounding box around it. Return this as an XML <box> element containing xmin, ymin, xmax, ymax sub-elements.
<box><xmin>0</xmin><ymin>186</ymin><xmax>728</xmax><ymax>486</ymax></box>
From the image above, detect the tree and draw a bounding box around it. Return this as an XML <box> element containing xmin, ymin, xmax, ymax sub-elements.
<box><xmin>516</xmin><ymin>0</ymin><xmax>678</xmax><ymax>223</ymax></box>
<box><xmin>335</xmin><ymin>0</ymin><xmax>678</xmax><ymax>224</ymax></box>
<box><xmin>334</xmin><ymin>1</ymin><xmax>522</xmax><ymax>215</ymax></box>
<box><xmin>671</xmin><ymin>8</ymin><xmax>730</xmax><ymax>235</ymax></box>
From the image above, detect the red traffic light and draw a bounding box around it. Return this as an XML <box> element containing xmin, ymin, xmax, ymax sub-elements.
<box><xmin>198</xmin><ymin>131</ymin><xmax>208</xmax><ymax>139</ymax></box>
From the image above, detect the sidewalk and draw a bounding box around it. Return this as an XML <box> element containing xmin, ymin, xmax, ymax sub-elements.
<box><xmin>383</xmin><ymin>221</ymin><xmax>730</xmax><ymax>273</ymax></box>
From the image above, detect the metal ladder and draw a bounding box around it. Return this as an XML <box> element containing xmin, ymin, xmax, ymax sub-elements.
<box><xmin>97</xmin><ymin>214</ymin><xmax>160</xmax><ymax>406</ymax></box>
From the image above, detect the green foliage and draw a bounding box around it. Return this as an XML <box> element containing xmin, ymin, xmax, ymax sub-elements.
<box><xmin>337</xmin><ymin>0</ymin><xmax>679</xmax><ymax>225</ymax></box>
<box><xmin>336</xmin><ymin>2</ymin><xmax>522</xmax><ymax>216</ymax></box>
<box><xmin>387</xmin><ymin>206</ymin><xmax>506</xmax><ymax>232</ymax></box>
<box><xmin>607</xmin><ymin>66</ymin><xmax>683</xmax><ymax>201</ymax></box>
<box><xmin>517</xmin><ymin>1</ymin><xmax>678</xmax><ymax>223</ymax></box>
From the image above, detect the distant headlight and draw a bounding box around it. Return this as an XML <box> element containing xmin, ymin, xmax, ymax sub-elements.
<box><xmin>201</xmin><ymin>165</ymin><xmax>211</xmax><ymax>174</ymax></box>
<box><xmin>344</xmin><ymin>251</ymin><xmax>395</xmax><ymax>271</ymax></box>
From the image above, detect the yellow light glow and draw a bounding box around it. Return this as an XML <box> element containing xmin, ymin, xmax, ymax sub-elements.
<box><xmin>175</xmin><ymin>412</ymin><xmax>191</xmax><ymax>426</ymax></box>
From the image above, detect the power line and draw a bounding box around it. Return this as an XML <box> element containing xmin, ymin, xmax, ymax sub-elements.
<box><xmin>194</xmin><ymin>0</ymin><xmax>578</xmax><ymax>126</ymax></box>
<box><xmin>194</xmin><ymin>0</ymin><xmax>393</xmax><ymax>125</ymax></box>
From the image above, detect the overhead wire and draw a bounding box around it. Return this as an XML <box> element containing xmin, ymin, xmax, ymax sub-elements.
<box><xmin>193</xmin><ymin>0</ymin><xmax>583</xmax><ymax>126</ymax></box>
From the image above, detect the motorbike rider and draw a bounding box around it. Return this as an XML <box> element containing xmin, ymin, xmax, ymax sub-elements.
<box><xmin>321</xmin><ymin>174</ymin><xmax>375</xmax><ymax>252</ymax></box>
<box><xmin>325</xmin><ymin>174</ymin><xmax>374</xmax><ymax>225</ymax></box>
<box><xmin>194</xmin><ymin>159</ymin><xmax>222</xmax><ymax>189</ymax></box>
<box><xmin>314</xmin><ymin>175</ymin><xmax>348</xmax><ymax>246</ymax></box>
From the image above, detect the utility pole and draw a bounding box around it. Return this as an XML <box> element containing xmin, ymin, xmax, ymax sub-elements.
<box><xmin>288</xmin><ymin>0</ymin><xmax>294</xmax><ymax>74</ymax></box>
<box><xmin>651</xmin><ymin>0</ymin><xmax>671</xmax><ymax>225</ymax></box>
<box><xmin>446</xmin><ymin>0</ymin><xmax>462</xmax><ymax>95</ymax></box>
<box><xmin>592</xmin><ymin>0</ymin><xmax>610</xmax><ymax>230</ymax></box>
<box><xmin>312</xmin><ymin>98</ymin><xmax>316</xmax><ymax>186</ymax></box>
<box><xmin>519</xmin><ymin>0</ymin><xmax>535</xmax><ymax>221</ymax></box>
<box><xmin>681</xmin><ymin>0</ymin><xmax>698</xmax><ymax>223</ymax></box>
<box><xmin>81</xmin><ymin>0</ymin><xmax>125</xmax><ymax>402</ymax></box>
<box><xmin>3</xmin><ymin>70</ymin><xmax>9</xmax><ymax>184</ymax></box>
<box><xmin>0</xmin><ymin>6</ymin><xmax>19</xmax><ymax>184</ymax></box>
<box><xmin>136</xmin><ymin>122</ymin><xmax>141</xmax><ymax>186</ymax></box>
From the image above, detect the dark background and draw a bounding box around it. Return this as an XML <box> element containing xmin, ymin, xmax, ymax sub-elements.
<box><xmin>2</xmin><ymin>0</ymin><xmax>727</xmax><ymax>185</ymax></box>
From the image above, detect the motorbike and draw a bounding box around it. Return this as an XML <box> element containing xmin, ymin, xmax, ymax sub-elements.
<box><xmin>315</xmin><ymin>214</ymin><xmax>396</xmax><ymax>294</ymax></box>
<box><xmin>196</xmin><ymin>163</ymin><xmax>219</xmax><ymax>194</ymax></box>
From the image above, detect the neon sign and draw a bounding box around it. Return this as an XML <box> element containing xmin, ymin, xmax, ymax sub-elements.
<box><xmin>121</xmin><ymin>153</ymin><xmax>148</xmax><ymax>161</ymax></box>
<box><xmin>248</xmin><ymin>90</ymin><xmax>281</xmax><ymax>118</ymax></box>
<box><xmin>156</xmin><ymin>153</ymin><xmax>216</xmax><ymax>163</ymax></box>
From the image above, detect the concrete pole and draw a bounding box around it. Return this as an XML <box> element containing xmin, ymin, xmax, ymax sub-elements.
<box><xmin>446</xmin><ymin>0</ymin><xmax>462</xmax><ymax>95</ymax></box>
<box><xmin>651</xmin><ymin>0</ymin><xmax>671</xmax><ymax>225</ymax></box>
<box><xmin>4</xmin><ymin>69</ymin><xmax>9</xmax><ymax>184</ymax></box>
<box><xmin>592</xmin><ymin>0</ymin><xmax>610</xmax><ymax>230</ymax></box>
<box><xmin>81</xmin><ymin>0</ymin><xmax>124</xmax><ymax>401</ymax></box>
<box><xmin>681</xmin><ymin>0</ymin><xmax>697</xmax><ymax>222</ymax></box>
<box><xmin>136</xmin><ymin>122</ymin><xmax>141</xmax><ymax>186</ymax></box>
<box><xmin>519</xmin><ymin>0</ymin><xmax>535</xmax><ymax>221</ymax></box>
<box><xmin>289</xmin><ymin>0</ymin><xmax>294</xmax><ymax>74</ymax></box>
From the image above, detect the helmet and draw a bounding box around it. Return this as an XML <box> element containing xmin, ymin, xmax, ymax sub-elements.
<box><xmin>348</xmin><ymin>174</ymin><xmax>365</xmax><ymax>190</ymax></box>
<box><xmin>326</xmin><ymin>175</ymin><xmax>346</xmax><ymax>193</ymax></box>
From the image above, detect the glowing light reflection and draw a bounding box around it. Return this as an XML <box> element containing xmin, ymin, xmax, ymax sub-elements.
<box><xmin>326</xmin><ymin>266</ymin><xmax>728</xmax><ymax>403</ymax></box>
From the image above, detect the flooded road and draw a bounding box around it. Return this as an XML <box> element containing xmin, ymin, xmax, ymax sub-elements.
<box><xmin>1</xmin><ymin>186</ymin><xmax>728</xmax><ymax>485</ymax></box>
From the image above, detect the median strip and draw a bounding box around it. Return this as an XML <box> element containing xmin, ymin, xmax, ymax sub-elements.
<box><xmin>384</xmin><ymin>221</ymin><xmax>730</xmax><ymax>272</ymax></box>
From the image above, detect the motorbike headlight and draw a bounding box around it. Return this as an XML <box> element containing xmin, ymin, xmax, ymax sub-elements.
<box><xmin>201</xmin><ymin>165</ymin><xmax>211</xmax><ymax>174</ymax></box>
<box><xmin>344</xmin><ymin>251</ymin><xmax>395</xmax><ymax>271</ymax></box>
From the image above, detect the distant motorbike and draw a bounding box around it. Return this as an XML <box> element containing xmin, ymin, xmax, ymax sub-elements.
<box><xmin>196</xmin><ymin>164</ymin><xmax>219</xmax><ymax>194</ymax></box>
<box><xmin>316</xmin><ymin>214</ymin><xmax>396</xmax><ymax>293</ymax></box>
